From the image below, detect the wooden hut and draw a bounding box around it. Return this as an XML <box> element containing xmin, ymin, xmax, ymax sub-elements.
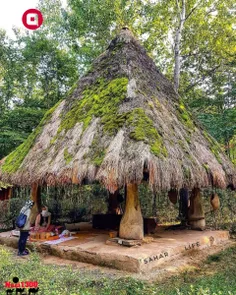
<box><xmin>0</xmin><ymin>28</ymin><xmax>235</xmax><ymax>240</ymax></box>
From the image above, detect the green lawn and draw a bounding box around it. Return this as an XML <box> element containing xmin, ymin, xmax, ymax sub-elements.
<box><xmin>0</xmin><ymin>244</ymin><xmax>236</xmax><ymax>295</ymax></box>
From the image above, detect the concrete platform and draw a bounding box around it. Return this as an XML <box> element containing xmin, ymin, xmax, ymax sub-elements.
<box><xmin>0</xmin><ymin>225</ymin><xmax>230</xmax><ymax>273</ymax></box>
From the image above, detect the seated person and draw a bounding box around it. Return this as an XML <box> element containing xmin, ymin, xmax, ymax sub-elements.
<box><xmin>35</xmin><ymin>206</ymin><xmax>54</xmax><ymax>232</ymax></box>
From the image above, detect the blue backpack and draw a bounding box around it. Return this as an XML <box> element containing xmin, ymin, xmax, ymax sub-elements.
<box><xmin>16</xmin><ymin>209</ymin><xmax>27</xmax><ymax>228</ymax></box>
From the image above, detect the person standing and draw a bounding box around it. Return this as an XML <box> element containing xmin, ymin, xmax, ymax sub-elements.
<box><xmin>17</xmin><ymin>200</ymin><xmax>34</xmax><ymax>256</ymax></box>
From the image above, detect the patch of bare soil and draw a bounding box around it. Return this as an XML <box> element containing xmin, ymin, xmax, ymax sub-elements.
<box><xmin>6</xmin><ymin>239</ymin><xmax>235</xmax><ymax>282</ymax></box>
<box><xmin>144</xmin><ymin>240</ymin><xmax>236</xmax><ymax>282</ymax></box>
<box><xmin>41</xmin><ymin>239</ymin><xmax>235</xmax><ymax>282</ymax></box>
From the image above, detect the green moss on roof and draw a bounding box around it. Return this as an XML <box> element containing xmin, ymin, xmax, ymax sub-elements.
<box><xmin>64</xmin><ymin>148</ymin><xmax>73</xmax><ymax>165</ymax></box>
<box><xmin>127</xmin><ymin>108</ymin><xmax>167</xmax><ymax>157</ymax></box>
<box><xmin>57</xmin><ymin>77</ymin><xmax>129</xmax><ymax>136</ymax></box>
<box><xmin>1</xmin><ymin>100</ymin><xmax>62</xmax><ymax>174</ymax></box>
<box><xmin>182</xmin><ymin>165</ymin><xmax>191</xmax><ymax>179</ymax></box>
<box><xmin>91</xmin><ymin>150</ymin><xmax>106</xmax><ymax>166</ymax></box>
<box><xmin>203</xmin><ymin>163</ymin><xmax>210</xmax><ymax>171</ymax></box>
<box><xmin>53</xmin><ymin>77</ymin><xmax>168</xmax><ymax>159</ymax></box>
<box><xmin>178</xmin><ymin>101</ymin><xmax>195</xmax><ymax>131</ymax></box>
<box><xmin>83</xmin><ymin>135</ymin><xmax>106</xmax><ymax>167</ymax></box>
<box><xmin>203</xmin><ymin>131</ymin><xmax>223</xmax><ymax>164</ymax></box>
<box><xmin>0</xmin><ymin>181</ymin><xmax>12</xmax><ymax>190</ymax></box>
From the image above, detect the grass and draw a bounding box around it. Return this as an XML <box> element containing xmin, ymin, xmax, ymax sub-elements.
<box><xmin>0</xmin><ymin>244</ymin><xmax>236</xmax><ymax>295</ymax></box>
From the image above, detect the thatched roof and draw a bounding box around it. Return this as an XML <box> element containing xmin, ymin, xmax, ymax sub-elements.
<box><xmin>0</xmin><ymin>28</ymin><xmax>235</xmax><ymax>192</ymax></box>
<box><xmin>0</xmin><ymin>181</ymin><xmax>11</xmax><ymax>190</ymax></box>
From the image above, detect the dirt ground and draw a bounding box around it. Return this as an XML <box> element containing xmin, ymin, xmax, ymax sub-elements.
<box><xmin>12</xmin><ymin>239</ymin><xmax>236</xmax><ymax>282</ymax></box>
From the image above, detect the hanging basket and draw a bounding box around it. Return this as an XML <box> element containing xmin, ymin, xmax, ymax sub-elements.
<box><xmin>168</xmin><ymin>189</ymin><xmax>178</xmax><ymax>205</ymax></box>
<box><xmin>210</xmin><ymin>193</ymin><xmax>220</xmax><ymax>211</ymax></box>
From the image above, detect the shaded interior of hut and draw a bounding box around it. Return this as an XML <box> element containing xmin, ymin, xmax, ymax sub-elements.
<box><xmin>2</xmin><ymin>179</ymin><xmax>234</xmax><ymax>243</ymax></box>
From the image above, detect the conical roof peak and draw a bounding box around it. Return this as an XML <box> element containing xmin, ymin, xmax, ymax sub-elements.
<box><xmin>107</xmin><ymin>27</ymin><xmax>138</xmax><ymax>50</ymax></box>
<box><xmin>117</xmin><ymin>27</ymin><xmax>135</xmax><ymax>41</ymax></box>
<box><xmin>0</xmin><ymin>28</ymin><xmax>235</xmax><ymax>191</ymax></box>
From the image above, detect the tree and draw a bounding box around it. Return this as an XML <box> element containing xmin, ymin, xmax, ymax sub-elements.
<box><xmin>0</xmin><ymin>0</ymin><xmax>79</xmax><ymax>158</ymax></box>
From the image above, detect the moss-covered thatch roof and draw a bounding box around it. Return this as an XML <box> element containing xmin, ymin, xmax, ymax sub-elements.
<box><xmin>0</xmin><ymin>180</ymin><xmax>11</xmax><ymax>190</ymax></box>
<box><xmin>0</xmin><ymin>28</ymin><xmax>235</xmax><ymax>192</ymax></box>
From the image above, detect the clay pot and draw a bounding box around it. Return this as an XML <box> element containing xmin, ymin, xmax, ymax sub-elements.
<box><xmin>210</xmin><ymin>193</ymin><xmax>220</xmax><ymax>211</ymax></box>
<box><xmin>109</xmin><ymin>231</ymin><xmax>118</xmax><ymax>238</ymax></box>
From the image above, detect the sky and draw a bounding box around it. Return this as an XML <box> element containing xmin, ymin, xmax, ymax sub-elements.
<box><xmin>0</xmin><ymin>0</ymin><xmax>66</xmax><ymax>38</ymax></box>
<box><xmin>0</xmin><ymin>1</ymin><xmax>40</xmax><ymax>37</ymax></box>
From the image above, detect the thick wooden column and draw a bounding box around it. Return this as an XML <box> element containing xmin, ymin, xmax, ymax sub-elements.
<box><xmin>188</xmin><ymin>188</ymin><xmax>205</xmax><ymax>230</ymax></box>
<box><xmin>119</xmin><ymin>183</ymin><xmax>144</xmax><ymax>240</ymax></box>
<box><xmin>30</xmin><ymin>183</ymin><xmax>41</xmax><ymax>222</ymax></box>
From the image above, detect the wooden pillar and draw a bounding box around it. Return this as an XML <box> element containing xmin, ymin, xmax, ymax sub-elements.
<box><xmin>7</xmin><ymin>187</ymin><xmax>12</xmax><ymax>199</ymax></box>
<box><xmin>119</xmin><ymin>183</ymin><xmax>144</xmax><ymax>240</ymax></box>
<box><xmin>188</xmin><ymin>188</ymin><xmax>205</xmax><ymax>230</ymax></box>
<box><xmin>30</xmin><ymin>183</ymin><xmax>41</xmax><ymax>222</ymax></box>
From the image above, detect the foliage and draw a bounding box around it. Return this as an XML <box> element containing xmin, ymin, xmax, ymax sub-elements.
<box><xmin>0</xmin><ymin>1</ymin><xmax>78</xmax><ymax>160</ymax></box>
<box><xmin>40</xmin><ymin>184</ymin><xmax>108</xmax><ymax>224</ymax></box>
<box><xmin>0</xmin><ymin>106</ymin><xmax>45</xmax><ymax>159</ymax></box>
<box><xmin>1</xmin><ymin>101</ymin><xmax>62</xmax><ymax>173</ymax></box>
<box><xmin>0</xmin><ymin>188</ymin><xmax>30</xmax><ymax>231</ymax></box>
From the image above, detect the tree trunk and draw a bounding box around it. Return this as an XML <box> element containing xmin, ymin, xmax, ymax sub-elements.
<box><xmin>174</xmin><ymin>0</ymin><xmax>186</xmax><ymax>92</ymax></box>
<box><xmin>188</xmin><ymin>188</ymin><xmax>205</xmax><ymax>230</ymax></box>
<box><xmin>119</xmin><ymin>183</ymin><xmax>144</xmax><ymax>240</ymax></box>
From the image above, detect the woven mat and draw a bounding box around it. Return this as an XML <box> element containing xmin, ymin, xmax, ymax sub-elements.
<box><xmin>58</xmin><ymin>233</ymin><xmax>100</xmax><ymax>246</ymax></box>
<box><xmin>43</xmin><ymin>236</ymin><xmax>76</xmax><ymax>245</ymax></box>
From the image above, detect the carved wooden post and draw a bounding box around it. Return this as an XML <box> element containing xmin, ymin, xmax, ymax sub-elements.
<box><xmin>30</xmin><ymin>183</ymin><xmax>41</xmax><ymax>222</ymax></box>
<box><xmin>188</xmin><ymin>188</ymin><xmax>205</xmax><ymax>230</ymax></box>
<box><xmin>119</xmin><ymin>183</ymin><xmax>144</xmax><ymax>240</ymax></box>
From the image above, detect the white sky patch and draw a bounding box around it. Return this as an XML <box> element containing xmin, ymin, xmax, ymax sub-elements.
<box><xmin>0</xmin><ymin>0</ymin><xmax>39</xmax><ymax>37</ymax></box>
<box><xmin>0</xmin><ymin>0</ymin><xmax>67</xmax><ymax>38</ymax></box>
